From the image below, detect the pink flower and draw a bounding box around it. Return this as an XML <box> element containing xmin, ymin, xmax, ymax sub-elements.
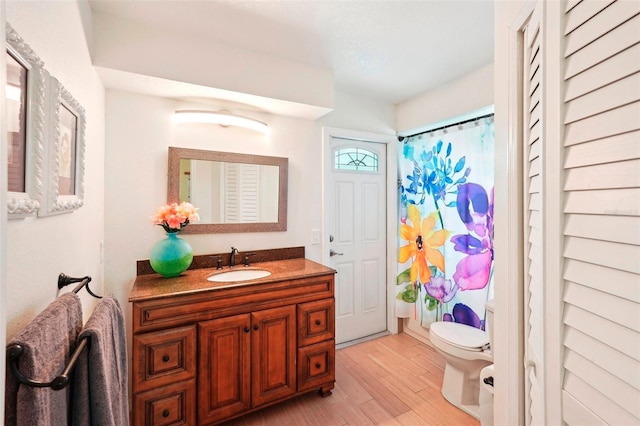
<box><xmin>152</xmin><ymin>202</ymin><xmax>199</xmax><ymax>233</ymax></box>
<box><xmin>453</xmin><ymin>250</ymin><xmax>492</xmax><ymax>291</ymax></box>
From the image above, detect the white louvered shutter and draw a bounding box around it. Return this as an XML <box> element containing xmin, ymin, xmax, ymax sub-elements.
<box><xmin>223</xmin><ymin>163</ymin><xmax>260</xmax><ymax>223</ymax></box>
<box><xmin>522</xmin><ymin>4</ymin><xmax>545</xmax><ymax>425</ymax></box>
<box><xmin>239</xmin><ymin>164</ymin><xmax>259</xmax><ymax>222</ymax></box>
<box><xmin>223</xmin><ymin>163</ymin><xmax>239</xmax><ymax>222</ymax></box>
<box><xmin>561</xmin><ymin>0</ymin><xmax>640</xmax><ymax>424</ymax></box>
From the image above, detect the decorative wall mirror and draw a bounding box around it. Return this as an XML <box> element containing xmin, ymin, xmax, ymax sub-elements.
<box><xmin>167</xmin><ymin>147</ymin><xmax>288</xmax><ymax>233</ymax></box>
<box><xmin>39</xmin><ymin>76</ymin><xmax>86</xmax><ymax>216</ymax></box>
<box><xmin>6</xmin><ymin>23</ymin><xmax>46</xmax><ymax>217</ymax></box>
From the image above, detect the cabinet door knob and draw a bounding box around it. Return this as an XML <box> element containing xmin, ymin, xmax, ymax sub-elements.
<box><xmin>253</xmin><ymin>324</ymin><xmax>259</xmax><ymax>331</ymax></box>
<box><xmin>244</xmin><ymin>326</ymin><xmax>250</xmax><ymax>333</ymax></box>
<box><xmin>315</xmin><ymin>363</ymin><xmax>322</xmax><ymax>369</ymax></box>
<box><xmin>162</xmin><ymin>355</ymin><xmax>170</xmax><ymax>362</ymax></box>
<box><xmin>162</xmin><ymin>410</ymin><xmax>170</xmax><ymax>418</ymax></box>
<box><xmin>315</xmin><ymin>319</ymin><xmax>322</xmax><ymax>326</ymax></box>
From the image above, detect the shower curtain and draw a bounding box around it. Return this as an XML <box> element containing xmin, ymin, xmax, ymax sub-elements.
<box><xmin>396</xmin><ymin>117</ymin><xmax>494</xmax><ymax>330</ymax></box>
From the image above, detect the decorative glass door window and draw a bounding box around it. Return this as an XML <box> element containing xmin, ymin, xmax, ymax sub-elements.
<box><xmin>334</xmin><ymin>147</ymin><xmax>379</xmax><ymax>172</ymax></box>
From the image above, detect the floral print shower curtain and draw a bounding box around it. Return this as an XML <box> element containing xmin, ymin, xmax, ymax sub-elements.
<box><xmin>397</xmin><ymin>118</ymin><xmax>494</xmax><ymax>330</ymax></box>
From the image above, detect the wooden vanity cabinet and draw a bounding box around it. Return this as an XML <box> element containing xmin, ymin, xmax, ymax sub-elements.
<box><xmin>130</xmin><ymin>265</ymin><xmax>335</xmax><ymax>425</ymax></box>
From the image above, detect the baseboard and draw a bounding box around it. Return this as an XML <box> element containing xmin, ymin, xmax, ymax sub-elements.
<box><xmin>336</xmin><ymin>331</ymin><xmax>391</xmax><ymax>350</ymax></box>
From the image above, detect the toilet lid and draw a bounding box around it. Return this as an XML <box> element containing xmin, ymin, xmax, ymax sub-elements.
<box><xmin>430</xmin><ymin>321</ymin><xmax>489</xmax><ymax>351</ymax></box>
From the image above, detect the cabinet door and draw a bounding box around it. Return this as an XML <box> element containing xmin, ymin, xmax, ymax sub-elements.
<box><xmin>198</xmin><ymin>314</ymin><xmax>251</xmax><ymax>425</ymax></box>
<box><xmin>251</xmin><ymin>305</ymin><xmax>297</xmax><ymax>407</ymax></box>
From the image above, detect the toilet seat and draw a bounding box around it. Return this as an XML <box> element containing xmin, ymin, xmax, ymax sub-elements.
<box><xmin>430</xmin><ymin>321</ymin><xmax>490</xmax><ymax>352</ymax></box>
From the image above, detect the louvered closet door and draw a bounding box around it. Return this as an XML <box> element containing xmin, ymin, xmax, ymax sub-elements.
<box><xmin>522</xmin><ymin>4</ymin><xmax>545</xmax><ymax>425</ymax></box>
<box><xmin>561</xmin><ymin>1</ymin><xmax>640</xmax><ymax>425</ymax></box>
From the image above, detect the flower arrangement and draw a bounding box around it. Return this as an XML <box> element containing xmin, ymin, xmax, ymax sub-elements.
<box><xmin>152</xmin><ymin>202</ymin><xmax>200</xmax><ymax>233</ymax></box>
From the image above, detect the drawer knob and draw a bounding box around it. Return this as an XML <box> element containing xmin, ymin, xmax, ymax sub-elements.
<box><xmin>162</xmin><ymin>410</ymin><xmax>170</xmax><ymax>418</ymax></box>
<box><xmin>244</xmin><ymin>326</ymin><xmax>250</xmax><ymax>333</ymax></box>
<box><xmin>315</xmin><ymin>319</ymin><xmax>322</xmax><ymax>326</ymax></box>
<box><xmin>315</xmin><ymin>363</ymin><xmax>322</xmax><ymax>369</ymax></box>
<box><xmin>253</xmin><ymin>324</ymin><xmax>259</xmax><ymax>331</ymax></box>
<box><xmin>162</xmin><ymin>355</ymin><xmax>170</xmax><ymax>362</ymax></box>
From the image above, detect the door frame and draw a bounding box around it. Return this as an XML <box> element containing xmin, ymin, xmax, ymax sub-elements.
<box><xmin>495</xmin><ymin>1</ymin><xmax>533</xmax><ymax>424</ymax></box>
<box><xmin>321</xmin><ymin>127</ymin><xmax>398</xmax><ymax>336</ymax></box>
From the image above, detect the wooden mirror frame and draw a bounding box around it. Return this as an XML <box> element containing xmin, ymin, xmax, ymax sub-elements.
<box><xmin>167</xmin><ymin>147</ymin><xmax>288</xmax><ymax>234</ymax></box>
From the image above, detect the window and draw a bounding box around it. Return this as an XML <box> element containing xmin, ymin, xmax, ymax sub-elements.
<box><xmin>334</xmin><ymin>147</ymin><xmax>379</xmax><ymax>172</ymax></box>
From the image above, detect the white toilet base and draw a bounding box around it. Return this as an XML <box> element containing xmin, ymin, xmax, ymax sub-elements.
<box><xmin>440</xmin><ymin>360</ymin><xmax>490</xmax><ymax>420</ymax></box>
<box><xmin>443</xmin><ymin>398</ymin><xmax>480</xmax><ymax>420</ymax></box>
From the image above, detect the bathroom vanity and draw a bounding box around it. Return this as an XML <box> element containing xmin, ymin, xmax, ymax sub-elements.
<box><xmin>129</xmin><ymin>253</ymin><xmax>336</xmax><ymax>425</ymax></box>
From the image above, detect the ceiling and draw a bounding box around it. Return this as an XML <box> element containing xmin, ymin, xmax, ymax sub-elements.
<box><xmin>89</xmin><ymin>0</ymin><xmax>494</xmax><ymax>105</ymax></box>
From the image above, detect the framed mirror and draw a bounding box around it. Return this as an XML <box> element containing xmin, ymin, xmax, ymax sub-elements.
<box><xmin>39</xmin><ymin>76</ymin><xmax>86</xmax><ymax>216</ymax></box>
<box><xmin>168</xmin><ymin>147</ymin><xmax>288</xmax><ymax>234</ymax></box>
<box><xmin>6</xmin><ymin>23</ymin><xmax>46</xmax><ymax>217</ymax></box>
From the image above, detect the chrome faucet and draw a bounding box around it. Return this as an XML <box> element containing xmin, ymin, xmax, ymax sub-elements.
<box><xmin>229</xmin><ymin>247</ymin><xmax>239</xmax><ymax>267</ymax></box>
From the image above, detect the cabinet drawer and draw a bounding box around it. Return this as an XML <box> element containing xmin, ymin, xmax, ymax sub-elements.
<box><xmin>297</xmin><ymin>298</ymin><xmax>335</xmax><ymax>346</ymax></box>
<box><xmin>297</xmin><ymin>339</ymin><xmax>335</xmax><ymax>392</ymax></box>
<box><xmin>133</xmin><ymin>325</ymin><xmax>196</xmax><ymax>393</ymax></box>
<box><xmin>133</xmin><ymin>378</ymin><xmax>196</xmax><ymax>426</ymax></box>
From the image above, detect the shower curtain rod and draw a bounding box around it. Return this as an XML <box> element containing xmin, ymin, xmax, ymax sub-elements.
<box><xmin>397</xmin><ymin>113</ymin><xmax>494</xmax><ymax>141</ymax></box>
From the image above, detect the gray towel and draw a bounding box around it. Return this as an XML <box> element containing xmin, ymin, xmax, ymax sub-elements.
<box><xmin>71</xmin><ymin>295</ymin><xmax>129</xmax><ymax>426</ymax></box>
<box><xmin>5</xmin><ymin>292</ymin><xmax>83</xmax><ymax>426</ymax></box>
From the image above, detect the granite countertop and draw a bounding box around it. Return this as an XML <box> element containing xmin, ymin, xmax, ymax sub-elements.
<box><xmin>129</xmin><ymin>258</ymin><xmax>335</xmax><ymax>302</ymax></box>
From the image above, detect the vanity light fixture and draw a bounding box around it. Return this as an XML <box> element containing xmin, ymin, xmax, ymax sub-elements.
<box><xmin>174</xmin><ymin>110</ymin><xmax>269</xmax><ymax>134</ymax></box>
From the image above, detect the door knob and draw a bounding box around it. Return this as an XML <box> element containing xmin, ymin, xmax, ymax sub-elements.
<box><xmin>329</xmin><ymin>249</ymin><xmax>343</xmax><ymax>257</ymax></box>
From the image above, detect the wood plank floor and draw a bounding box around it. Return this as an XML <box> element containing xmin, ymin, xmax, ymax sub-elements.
<box><xmin>225</xmin><ymin>333</ymin><xmax>480</xmax><ymax>426</ymax></box>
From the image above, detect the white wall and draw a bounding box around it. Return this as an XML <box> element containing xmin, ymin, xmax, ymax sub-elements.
<box><xmin>318</xmin><ymin>91</ymin><xmax>396</xmax><ymax>135</ymax></box>
<box><xmin>5</xmin><ymin>1</ymin><xmax>105</xmax><ymax>338</ymax></box>
<box><xmin>104</xmin><ymin>91</ymin><xmax>316</xmax><ymax>296</ymax></box>
<box><xmin>396</xmin><ymin>63</ymin><xmax>494</xmax><ymax>134</ymax></box>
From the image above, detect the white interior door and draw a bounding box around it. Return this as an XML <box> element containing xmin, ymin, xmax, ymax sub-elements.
<box><xmin>326</xmin><ymin>135</ymin><xmax>387</xmax><ymax>344</ymax></box>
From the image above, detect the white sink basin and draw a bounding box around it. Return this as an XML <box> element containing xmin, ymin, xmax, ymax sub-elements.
<box><xmin>207</xmin><ymin>269</ymin><xmax>272</xmax><ymax>282</ymax></box>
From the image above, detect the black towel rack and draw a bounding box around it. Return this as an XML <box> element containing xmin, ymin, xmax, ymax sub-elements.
<box><xmin>57</xmin><ymin>273</ymin><xmax>102</xmax><ymax>299</ymax></box>
<box><xmin>6</xmin><ymin>273</ymin><xmax>102</xmax><ymax>390</ymax></box>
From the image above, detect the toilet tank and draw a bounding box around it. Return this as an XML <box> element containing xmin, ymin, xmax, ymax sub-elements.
<box><xmin>485</xmin><ymin>299</ymin><xmax>495</xmax><ymax>351</ymax></box>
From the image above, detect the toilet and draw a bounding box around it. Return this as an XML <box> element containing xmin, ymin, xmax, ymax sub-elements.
<box><xmin>429</xmin><ymin>299</ymin><xmax>494</xmax><ymax>419</ymax></box>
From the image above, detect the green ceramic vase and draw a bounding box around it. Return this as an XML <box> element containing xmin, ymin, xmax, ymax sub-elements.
<box><xmin>150</xmin><ymin>232</ymin><xmax>193</xmax><ymax>277</ymax></box>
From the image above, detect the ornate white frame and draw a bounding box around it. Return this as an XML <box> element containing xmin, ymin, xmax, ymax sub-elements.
<box><xmin>38</xmin><ymin>76</ymin><xmax>86</xmax><ymax>216</ymax></box>
<box><xmin>6</xmin><ymin>23</ymin><xmax>46</xmax><ymax>218</ymax></box>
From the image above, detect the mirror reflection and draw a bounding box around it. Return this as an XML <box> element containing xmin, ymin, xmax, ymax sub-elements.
<box><xmin>179</xmin><ymin>159</ymin><xmax>280</xmax><ymax>223</ymax></box>
<box><xmin>6</xmin><ymin>51</ymin><xmax>27</xmax><ymax>193</ymax></box>
<box><xmin>168</xmin><ymin>147</ymin><xmax>288</xmax><ymax>234</ymax></box>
